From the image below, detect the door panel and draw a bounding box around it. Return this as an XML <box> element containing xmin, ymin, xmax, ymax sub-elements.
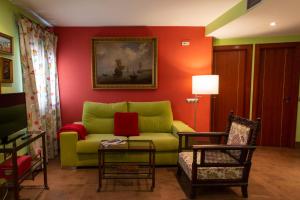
<box><xmin>258</xmin><ymin>48</ymin><xmax>285</xmax><ymax>146</ymax></box>
<box><xmin>212</xmin><ymin>45</ymin><xmax>252</xmax><ymax>132</ymax></box>
<box><xmin>253</xmin><ymin>43</ymin><xmax>300</xmax><ymax>147</ymax></box>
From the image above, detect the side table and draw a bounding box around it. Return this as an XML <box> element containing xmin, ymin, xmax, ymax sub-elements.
<box><xmin>0</xmin><ymin>131</ymin><xmax>48</xmax><ymax>200</ymax></box>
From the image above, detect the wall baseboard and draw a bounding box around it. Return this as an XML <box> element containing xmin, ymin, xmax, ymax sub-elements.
<box><xmin>295</xmin><ymin>142</ymin><xmax>300</xmax><ymax>148</ymax></box>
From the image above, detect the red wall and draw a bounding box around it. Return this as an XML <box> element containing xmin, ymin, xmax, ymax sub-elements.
<box><xmin>54</xmin><ymin>26</ymin><xmax>212</xmax><ymax>131</ymax></box>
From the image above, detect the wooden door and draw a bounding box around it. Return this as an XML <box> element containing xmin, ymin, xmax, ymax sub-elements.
<box><xmin>253</xmin><ymin>43</ymin><xmax>300</xmax><ymax>147</ymax></box>
<box><xmin>212</xmin><ymin>45</ymin><xmax>252</xmax><ymax>131</ymax></box>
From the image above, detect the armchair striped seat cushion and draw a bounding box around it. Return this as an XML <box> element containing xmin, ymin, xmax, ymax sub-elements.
<box><xmin>178</xmin><ymin>151</ymin><xmax>243</xmax><ymax>180</ymax></box>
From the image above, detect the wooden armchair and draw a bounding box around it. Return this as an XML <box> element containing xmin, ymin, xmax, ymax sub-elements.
<box><xmin>177</xmin><ymin>112</ymin><xmax>260</xmax><ymax>198</ymax></box>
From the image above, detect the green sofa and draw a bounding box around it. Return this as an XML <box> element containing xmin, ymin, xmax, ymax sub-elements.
<box><xmin>59</xmin><ymin>101</ymin><xmax>194</xmax><ymax>167</ymax></box>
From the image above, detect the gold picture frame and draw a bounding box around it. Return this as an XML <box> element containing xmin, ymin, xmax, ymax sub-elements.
<box><xmin>92</xmin><ymin>37</ymin><xmax>157</xmax><ymax>89</ymax></box>
<box><xmin>0</xmin><ymin>32</ymin><xmax>13</xmax><ymax>55</ymax></box>
<box><xmin>0</xmin><ymin>57</ymin><xmax>13</xmax><ymax>83</ymax></box>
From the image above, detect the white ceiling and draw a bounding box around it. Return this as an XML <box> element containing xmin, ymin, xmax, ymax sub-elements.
<box><xmin>11</xmin><ymin>0</ymin><xmax>240</xmax><ymax>27</ymax></box>
<box><xmin>10</xmin><ymin>0</ymin><xmax>300</xmax><ymax>38</ymax></box>
<box><xmin>210</xmin><ymin>0</ymin><xmax>300</xmax><ymax>38</ymax></box>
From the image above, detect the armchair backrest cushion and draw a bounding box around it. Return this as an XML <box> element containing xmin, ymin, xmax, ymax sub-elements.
<box><xmin>82</xmin><ymin>101</ymin><xmax>127</xmax><ymax>134</ymax></box>
<box><xmin>227</xmin><ymin>122</ymin><xmax>251</xmax><ymax>145</ymax></box>
<box><xmin>128</xmin><ymin>101</ymin><xmax>173</xmax><ymax>133</ymax></box>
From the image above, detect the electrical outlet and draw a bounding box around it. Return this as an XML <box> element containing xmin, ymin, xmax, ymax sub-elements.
<box><xmin>181</xmin><ymin>41</ymin><xmax>190</xmax><ymax>46</ymax></box>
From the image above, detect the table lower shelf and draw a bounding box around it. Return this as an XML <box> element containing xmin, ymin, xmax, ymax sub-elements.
<box><xmin>102</xmin><ymin>164</ymin><xmax>153</xmax><ymax>178</ymax></box>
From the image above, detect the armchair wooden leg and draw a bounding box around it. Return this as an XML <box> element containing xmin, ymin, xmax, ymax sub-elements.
<box><xmin>177</xmin><ymin>166</ymin><xmax>182</xmax><ymax>176</ymax></box>
<box><xmin>189</xmin><ymin>186</ymin><xmax>196</xmax><ymax>199</ymax></box>
<box><xmin>241</xmin><ymin>185</ymin><xmax>248</xmax><ymax>198</ymax></box>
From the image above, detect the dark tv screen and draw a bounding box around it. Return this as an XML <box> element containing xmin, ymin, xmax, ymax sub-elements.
<box><xmin>0</xmin><ymin>92</ymin><xmax>28</xmax><ymax>143</ymax></box>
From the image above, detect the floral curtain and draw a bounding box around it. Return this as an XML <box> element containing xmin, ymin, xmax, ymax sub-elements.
<box><xmin>18</xmin><ymin>17</ymin><xmax>61</xmax><ymax>159</ymax></box>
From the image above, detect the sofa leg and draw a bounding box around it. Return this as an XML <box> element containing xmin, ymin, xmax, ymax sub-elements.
<box><xmin>241</xmin><ymin>185</ymin><xmax>248</xmax><ymax>198</ymax></box>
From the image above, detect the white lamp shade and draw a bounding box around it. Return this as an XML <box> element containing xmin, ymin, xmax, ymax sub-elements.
<box><xmin>192</xmin><ymin>75</ymin><xmax>219</xmax><ymax>95</ymax></box>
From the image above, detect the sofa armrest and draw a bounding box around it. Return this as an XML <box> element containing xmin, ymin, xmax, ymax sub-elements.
<box><xmin>60</xmin><ymin>132</ymin><xmax>78</xmax><ymax>167</ymax></box>
<box><xmin>172</xmin><ymin>121</ymin><xmax>194</xmax><ymax>151</ymax></box>
<box><xmin>172</xmin><ymin>120</ymin><xmax>195</xmax><ymax>137</ymax></box>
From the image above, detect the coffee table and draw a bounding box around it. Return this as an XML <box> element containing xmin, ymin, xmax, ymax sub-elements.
<box><xmin>97</xmin><ymin>140</ymin><xmax>156</xmax><ymax>192</ymax></box>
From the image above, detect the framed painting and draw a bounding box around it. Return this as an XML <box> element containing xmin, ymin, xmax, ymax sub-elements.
<box><xmin>0</xmin><ymin>32</ymin><xmax>13</xmax><ymax>55</ymax></box>
<box><xmin>0</xmin><ymin>57</ymin><xmax>13</xmax><ymax>83</ymax></box>
<box><xmin>92</xmin><ymin>37</ymin><xmax>157</xmax><ymax>89</ymax></box>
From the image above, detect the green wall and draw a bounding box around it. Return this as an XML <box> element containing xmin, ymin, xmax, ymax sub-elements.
<box><xmin>213</xmin><ymin>35</ymin><xmax>300</xmax><ymax>142</ymax></box>
<box><xmin>0</xmin><ymin>0</ymin><xmax>23</xmax><ymax>93</ymax></box>
<box><xmin>0</xmin><ymin>0</ymin><xmax>44</xmax><ymax>94</ymax></box>
<box><xmin>0</xmin><ymin>0</ymin><xmax>47</xmax><ymax>165</ymax></box>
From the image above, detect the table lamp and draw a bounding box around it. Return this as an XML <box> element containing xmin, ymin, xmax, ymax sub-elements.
<box><xmin>186</xmin><ymin>75</ymin><xmax>219</xmax><ymax>130</ymax></box>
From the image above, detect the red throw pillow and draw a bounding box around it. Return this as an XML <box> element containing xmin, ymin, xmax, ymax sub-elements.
<box><xmin>114</xmin><ymin>112</ymin><xmax>139</xmax><ymax>136</ymax></box>
<box><xmin>57</xmin><ymin>123</ymin><xmax>87</xmax><ymax>140</ymax></box>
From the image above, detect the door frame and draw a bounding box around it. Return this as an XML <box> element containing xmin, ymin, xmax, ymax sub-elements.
<box><xmin>252</xmin><ymin>42</ymin><xmax>300</xmax><ymax>146</ymax></box>
<box><xmin>211</xmin><ymin>45</ymin><xmax>253</xmax><ymax>131</ymax></box>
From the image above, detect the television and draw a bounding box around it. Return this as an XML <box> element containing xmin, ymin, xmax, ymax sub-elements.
<box><xmin>0</xmin><ymin>92</ymin><xmax>28</xmax><ymax>144</ymax></box>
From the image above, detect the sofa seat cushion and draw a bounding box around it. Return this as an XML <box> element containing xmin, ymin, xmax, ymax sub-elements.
<box><xmin>76</xmin><ymin>134</ymin><xmax>126</xmax><ymax>154</ymax></box>
<box><xmin>129</xmin><ymin>132</ymin><xmax>178</xmax><ymax>151</ymax></box>
<box><xmin>178</xmin><ymin>151</ymin><xmax>243</xmax><ymax>180</ymax></box>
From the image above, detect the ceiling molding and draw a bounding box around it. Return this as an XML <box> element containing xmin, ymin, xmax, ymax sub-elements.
<box><xmin>205</xmin><ymin>0</ymin><xmax>247</xmax><ymax>36</ymax></box>
<box><xmin>213</xmin><ymin>35</ymin><xmax>300</xmax><ymax>46</ymax></box>
<box><xmin>209</xmin><ymin>0</ymin><xmax>300</xmax><ymax>39</ymax></box>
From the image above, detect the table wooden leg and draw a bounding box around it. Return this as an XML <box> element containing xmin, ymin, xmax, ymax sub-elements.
<box><xmin>151</xmin><ymin>150</ymin><xmax>155</xmax><ymax>191</ymax></box>
<box><xmin>12</xmin><ymin>143</ymin><xmax>19</xmax><ymax>200</ymax></box>
<box><xmin>42</xmin><ymin>133</ymin><xmax>49</xmax><ymax>189</ymax></box>
<box><xmin>97</xmin><ymin>150</ymin><xmax>102</xmax><ymax>192</ymax></box>
<box><xmin>148</xmin><ymin>149</ymin><xmax>152</xmax><ymax>178</ymax></box>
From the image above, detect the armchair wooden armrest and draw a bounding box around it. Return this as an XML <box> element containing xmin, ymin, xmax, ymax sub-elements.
<box><xmin>178</xmin><ymin>132</ymin><xmax>229</xmax><ymax>152</ymax></box>
<box><xmin>178</xmin><ymin>132</ymin><xmax>228</xmax><ymax>137</ymax></box>
<box><xmin>192</xmin><ymin>144</ymin><xmax>256</xmax><ymax>150</ymax></box>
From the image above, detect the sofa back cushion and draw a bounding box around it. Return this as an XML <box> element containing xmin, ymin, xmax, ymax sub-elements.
<box><xmin>82</xmin><ymin>101</ymin><xmax>128</xmax><ymax>134</ymax></box>
<box><xmin>128</xmin><ymin>101</ymin><xmax>173</xmax><ymax>133</ymax></box>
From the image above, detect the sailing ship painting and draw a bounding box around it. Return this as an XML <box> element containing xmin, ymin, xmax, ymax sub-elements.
<box><xmin>92</xmin><ymin>38</ymin><xmax>157</xmax><ymax>89</ymax></box>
